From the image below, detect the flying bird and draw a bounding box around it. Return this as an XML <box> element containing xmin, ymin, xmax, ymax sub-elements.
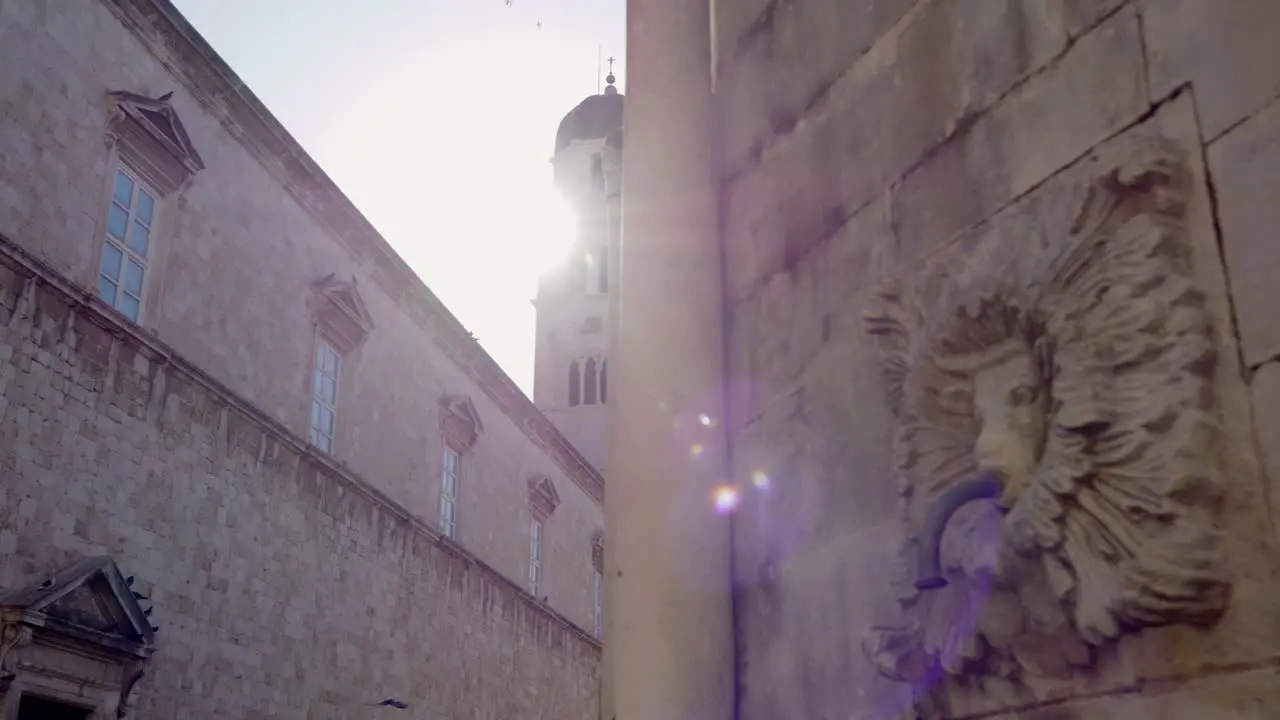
<box><xmin>371</xmin><ymin>699</ymin><xmax>409</xmax><ymax>710</ymax></box>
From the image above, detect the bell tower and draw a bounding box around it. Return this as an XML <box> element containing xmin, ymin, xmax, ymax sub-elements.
<box><xmin>532</xmin><ymin>68</ymin><xmax>623</xmax><ymax>474</ymax></box>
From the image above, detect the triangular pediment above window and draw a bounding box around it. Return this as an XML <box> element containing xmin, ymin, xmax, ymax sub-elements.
<box><xmin>1</xmin><ymin>556</ymin><xmax>155</xmax><ymax>657</ymax></box>
<box><xmin>440</xmin><ymin>394</ymin><xmax>483</xmax><ymax>451</ymax></box>
<box><xmin>107</xmin><ymin>90</ymin><xmax>205</xmax><ymax>193</ymax></box>
<box><xmin>527</xmin><ymin>475</ymin><xmax>561</xmax><ymax>520</ymax></box>
<box><xmin>311</xmin><ymin>273</ymin><xmax>375</xmax><ymax>352</ymax></box>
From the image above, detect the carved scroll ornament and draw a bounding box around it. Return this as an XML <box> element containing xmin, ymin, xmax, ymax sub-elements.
<box><xmin>861</xmin><ymin>140</ymin><xmax>1230</xmax><ymax>686</ymax></box>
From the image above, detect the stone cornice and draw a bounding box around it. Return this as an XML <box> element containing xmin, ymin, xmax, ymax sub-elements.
<box><xmin>100</xmin><ymin>0</ymin><xmax>605</xmax><ymax>504</ymax></box>
<box><xmin>0</xmin><ymin>232</ymin><xmax>603</xmax><ymax>651</ymax></box>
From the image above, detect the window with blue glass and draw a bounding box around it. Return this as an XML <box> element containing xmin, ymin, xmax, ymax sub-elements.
<box><xmin>98</xmin><ymin>166</ymin><xmax>156</xmax><ymax>322</ymax></box>
<box><xmin>308</xmin><ymin>337</ymin><xmax>342</xmax><ymax>454</ymax></box>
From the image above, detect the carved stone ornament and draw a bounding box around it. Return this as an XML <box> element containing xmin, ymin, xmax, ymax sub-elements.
<box><xmin>440</xmin><ymin>394</ymin><xmax>484</xmax><ymax>452</ymax></box>
<box><xmin>528</xmin><ymin>475</ymin><xmax>562</xmax><ymax>521</ymax></box>
<box><xmin>310</xmin><ymin>273</ymin><xmax>375</xmax><ymax>353</ymax></box>
<box><xmin>860</xmin><ymin>140</ymin><xmax>1230</xmax><ymax>688</ymax></box>
<box><xmin>0</xmin><ymin>557</ymin><xmax>156</xmax><ymax>716</ymax></box>
<box><xmin>106</xmin><ymin>90</ymin><xmax>204</xmax><ymax>194</ymax></box>
<box><xmin>0</xmin><ymin>623</ymin><xmax>33</xmax><ymax>693</ymax></box>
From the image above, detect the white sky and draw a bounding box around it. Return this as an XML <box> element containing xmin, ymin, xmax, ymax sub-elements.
<box><xmin>170</xmin><ymin>0</ymin><xmax>626</xmax><ymax>395</ymax></box>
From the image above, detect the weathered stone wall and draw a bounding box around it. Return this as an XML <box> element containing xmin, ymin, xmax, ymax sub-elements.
<box><xmin>0</xmin><ymin>243</ymin><xmax>600</xmax><ymax>718</ymax></box>
<box><xmin>0</xmin><ymin>0</ymin><xmax>603</xmax><ymax>631</ymax></box>
<box><xmin>716</xmin><ymin>1</ymin><xmax>1280</xmax><ymax>717</ymax></box>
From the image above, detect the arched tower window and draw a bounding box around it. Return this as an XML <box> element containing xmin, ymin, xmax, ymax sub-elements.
<box><xmin>569</xmin><ymin>360</ymin><xmax>581</xmax><ymax>407</ymax></box>
<box><xmin>583</xmin><ymin>357</ymin><xmax>598</xmax><ymax>405</ymax></box>
<box><xmin>599</xmin><ymin>360</ymin><xmax>607</xmax><ymax>404</ymax></box>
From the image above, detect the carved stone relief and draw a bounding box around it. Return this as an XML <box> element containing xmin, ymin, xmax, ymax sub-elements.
<box><xmin>859</xmin><ymin>140</ymin><xmax>1230</xmax><ymax>698</ymax></box>
<box><xmin>0</xmin><ymin>557</ymin><xmax>156</xmax><ymax>718</ymax></box>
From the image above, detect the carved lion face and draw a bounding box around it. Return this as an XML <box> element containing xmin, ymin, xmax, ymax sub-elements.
<box><xmin>862</xmin><ymin>140</ymin><xmax>1229</xmax><ymax>694</ymax></box>
<box><xmin>971</xmin><ymin>340</ymin><xmax>1049</xmax><ymax>507</ymax></box>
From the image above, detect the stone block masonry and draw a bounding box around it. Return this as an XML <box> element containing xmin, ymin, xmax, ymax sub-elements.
<box><xmin>0</xmin><ymin>0</ymin><xmax>606</xmax><ymax>637</ymax></box>
<box><xmin>0</xmin><ymin>235</ymin><xmax>599</xmax><ymax>718</ymax></box>
<box><xmin>713</xmin><ymin>0</ymin><xmax>1280</xmax><ymax>718</ymax></box>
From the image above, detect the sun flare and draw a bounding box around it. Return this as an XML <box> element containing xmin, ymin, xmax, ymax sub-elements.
<box><xmin>517</xmin><ymin>185</ymin><xmax>578</xmax><ymax>274</ymax></box>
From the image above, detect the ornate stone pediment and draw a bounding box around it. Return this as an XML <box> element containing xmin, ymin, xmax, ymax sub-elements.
<box><xmin>107</xmin><ymin>90</ymin><xmax>204</xmax><ymax>193</ymax></box>
<box><xmin>860</xmin><ymin>141</ymin><xmax>1230</xmax><ymax>692</ymax></box>
<box><xmin>528</xmin><ymin>475</ymin><xmax>562</xmax><ymax>521</ymax></box>
<box><xmin>2</xmin><ymin>556</ymin><xmax>155</xmax><ymax>654</ymax></box>
<box><xmin>440</xmin><ymin>394</ymin><xmax>483</xmax><ymax>452</ymax></box>
<box><xmin>1</xmin><ymin>557</ymin><xmax>155</xmax><ymax>716</ymax></box>
<box><xmin>311</xmin><ymin>273</ymin><xmax>375</xmax><ymax>352</ymax></box>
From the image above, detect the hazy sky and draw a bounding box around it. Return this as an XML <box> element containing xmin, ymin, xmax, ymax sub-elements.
<box><xmin>170</xmin><ymin>0</ymin><xmax>626</xmax><ymax>394</ymax></box>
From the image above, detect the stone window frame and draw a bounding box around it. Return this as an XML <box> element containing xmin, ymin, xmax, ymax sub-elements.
<box><xmin>97</xmin><ymin>165</ymin><xmax>160</xmax><ymax>324</ymax></box>
<box><xmin>439</xmin><ymin>395</ymin><xmax>483</xmax><ymax>539</ymax></box>
<box><xmin>307</xmin><ymin>336</ymin><xmax>342</xmax><ymax>454</ymax></box>
<box><xmin>304</xmin><ymin>274</ymin><xmax>374</xmax><ymax>456</ymax></box>
<box><xmin>440</xmin><ymin>444</ymin><xmax>461</xmax><ymax>538</ymax></box>
<box><xmin>568</xmin><ymin>355</ymin><xmax>607</xmax><ymax>407</ymax></box>
<box><xmin>94</xmin><ymin>90</ymin><xmax>204</xmax><ymax>327</ymax></box>
<box><xmin>0</xmin><ymin>557</ymin><xmax>156</xmax><ymax>720</ymax></box>
<box><xmin>526</xmin><ymin>476</ymin><xmax>559</xmax><ymax>598</ymax></box>
<box><xmin>528</xmin><ymin>518</ymin><xmax>544</xmax><ymax>596</ymax></box>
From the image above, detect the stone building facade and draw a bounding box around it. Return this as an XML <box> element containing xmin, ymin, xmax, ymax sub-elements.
<box><xmin>0</xmin><ymin>0</ymin><xmax>604</xmax><ymax>717</ymax></box>
<box><xmin>606</xmin><ymin>1</ymin><xmax>1280</xmax><ymax>719</ymax></box>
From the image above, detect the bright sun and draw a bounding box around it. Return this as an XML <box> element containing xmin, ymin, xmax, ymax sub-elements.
<box><xmin>306</xmin><ymin>34</ymin><xmax>588</xmax><ymax>393</ymax></box>
<box><xmin>514</xmin><ymin>184</ymin><xmax>577</xmax><ymax>274</ymax></box>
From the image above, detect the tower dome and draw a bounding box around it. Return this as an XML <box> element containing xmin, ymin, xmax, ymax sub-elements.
<box><xmin>554</xmin><ymin>81</ymin><xmax>624</xmax><ymax>153</ymax></box>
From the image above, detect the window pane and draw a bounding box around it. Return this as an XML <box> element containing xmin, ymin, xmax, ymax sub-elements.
<box><xmin>320</xmin><ymin>375</ymin><xmax>336</xmax><ymax>403</ymax></box>
<box><xmin>441</xmin><ymin>499</ymin><xmax>455</xmax><ymax>534</ymax></box>
<box><xmin>113</xmin><ymin>170</ymin><xmax>134</xmax><ymax>207</ymax></box>
<box><xmin>100</xmin><ymin>242</ymin><xmax>122</xmax><ymax>279</ymax></box>
<box><xmin>136</xmin><ymin>190</ymin><xmax>155</xmax><ymax>224</ymax></box>
<box><xmin>317</xmin><ymin>405</ymin><xmax>334</xmax><ymax>435</ymax></box>
<box><xmin>107</xmin><ymin>204</ymin><xmax>128</xmax><ymax>239</ymax></box>
<box><xmin>127</xmin><ymin>221</ymin><xmax>150</xmax><ymax>256</ymax></box>
<box><xmin>317</xmin><ymin>342</ymin><xmax>340</xmax><ymax>375</ymax></box>
<box><xmin>119</xmin><ymin>294</ymin><xmax>140</xmax><ymax>321</ymax></box>
<box><xmin>97</xmin><ymin>276</ymin><xmax>117</xmax><ymax>304</ymax></box>
<box><xmin>123</xmin><ymin>259</ymin><xmax>144</xmax><ymax>295</ymax></box>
